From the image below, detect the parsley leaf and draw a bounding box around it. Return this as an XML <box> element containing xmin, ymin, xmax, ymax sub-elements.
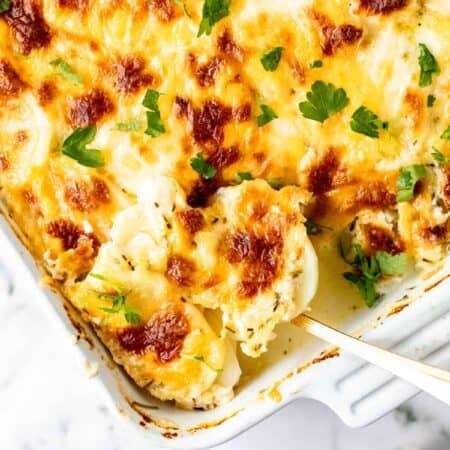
<box><xmin>309</xmin><ymin>60</ymin><xmax>323</xmax><ymax>69</ymax></box>
<box><xmin>190</xmin><ymin>152</ymin><xmax>217</xmax><ymax>179</ymax></box>
<box><xmin>113</xmin><ymin>118</ymin><xmax>142</xmax><ymax>132</ymax></box>
<box><xmin>142</xmin><ymin>89</ymin><xmax>165</xmax><ymax>137</ymax></box>
<box><xmin>396</xmin><ymin>165</ymin><xmax>426</xmax><ymax>203</ymax></box>
<box><xmin>304</xmin><ymin>219</ymin><xmax>331</xmax><ymax>236</ymax></box>
<box><xmin>198</xmin><ymin>0</ymin><xmax>231</xmax><ymax>37</ymax></box>
<box><xmin>266</xmin><ymin>178</ymin><xmax>284</xmax><ymax>190</ymax></box>
<box><xmin>376</xmin><ymin>252</ymin><xmax>408</xmax><ymax>276</ymax></box>
<box><xmin>0</xmin><ymin>0</ymin><xmax>11</xmax><ymax>13</ymax></box>
<box><xmin>145</xmin><ymin>111</ymin><xmax>165</xmax><ymax>137</ymax></box>
<box><xmin>61</xmin><ymin>127</ymin><xmax>104</xmax><ymax>168</ymax></box>
<box><xmin>418</xmin><ymin>43</ymin><xmax>440</xmax><ymax>87</ymax></box>
<box><xmin>431</xmin><ymin>147</ymin><xmax>450</xmax><ymax>165</ymax></box>
<box><xmin>343</xmin><ymin>272</ymin><xmax>378</xmax><ymax>307</ymax></box>
<box><xmin>89</xmin><ymin>273</ymin><xmax>142</xmax><ymax>325</ymax></box>
<box><xmin>350</xmin><ymin>106</ymin><xmax>387</xmax><ymax>138</ymax></box>
<box><xmin>235</xmin><ymin>172</ymin><xmax>253</xmax><ymax>184</ymax></box>
<box><xmin>123</xmin><ymin>308</ymin><xmax>143</xmax><ymax>325</ymax></box>
<box><xmin>173</xmin><ymin>0</ymin><xmax>190</xmax><ymax>16</ymax></box>
<box><xmin>299</xmin><ymin>81</ymin><xmax>349</xmax><ymax>123</ymax></box>
<box><xmin>343</xmin><ymin>244</ymin><xmax>408</xmax><ymax>307</ymax></box>
<box><xmin>260</xmin><ymin>47</ymin><xmax>284</xmax><ymax>72</ymax></box>
<box><xmin>142</xmin><ymin>89</ymin><xmax>161</xmax><ymax>110</ymax></box>
<box><xmin>442</xmin><ymin>126</ymin><xmax>450</xmax><ymax>140</ymax></box>
<box><xmin>50</xmin><ymin>58</ymin><xmax>83</xmax><ymax>85</ymax></box>
<box><xmin>427</xmin><ymin>94</ymin><xmax>436</xmax><ymax>107</ymax></box>
<box><xmin>257</xmin><ymin>104</ymin><xmax>278</xmax><ymax>127</ymax></box>
<box><xmin>182</xmin><ymin>353</ymin><xmax>223</xmax><ymax>373</ymax></box>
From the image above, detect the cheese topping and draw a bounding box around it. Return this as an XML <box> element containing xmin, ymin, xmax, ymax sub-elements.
<box><xmin>0</xmin><ymin>0</ymin><xmax>448</xmax><ymax>408</ymax></box>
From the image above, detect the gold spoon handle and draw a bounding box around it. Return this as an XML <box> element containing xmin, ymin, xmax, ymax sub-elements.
<box><xmin>293</xmin><ymin>314</ymin><xmax>450</xmax><ymax>404</ymax></box>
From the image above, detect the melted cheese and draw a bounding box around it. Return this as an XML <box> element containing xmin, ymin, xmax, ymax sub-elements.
<box><xmin>0</xmin><ymin>0</ymin><xmax>448</xmax><ymax>408</ymax></box>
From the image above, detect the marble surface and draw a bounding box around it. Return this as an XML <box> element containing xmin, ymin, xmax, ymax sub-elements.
<box><xmin>2</xmin><ymin>258</ymin><xmax>450</xmax><ymax>450</ymax></box>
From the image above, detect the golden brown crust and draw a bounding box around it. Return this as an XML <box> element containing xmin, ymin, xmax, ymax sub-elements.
<box><xmin>37</xmin><ymin>81</ymin><xmax>57</xmax><ymax>106</ymax></box>
<box><xmin>68</xmin><ymin>89</ymin><xmax>114</xmax><ymax>128</ymax></box>
<box><xmin>47</xmin><ymin>219</ymin><xmax>100</xmax><ymax>254</ymax></box>
<box><xmin>315</xmin><ymin>13</ymin><xmax>362</xmax><ymax>56</ymax></box>
<box><xmin>64</xmin><ymin>177</ymin><xmax>110</xmax><ymax>212</ymax></box>
<box><xmin>166</xmin><ymin>255</ymin><xmax>196</xmax><ymax>287</ymax></box>
<box><xmin>362</xmin><ymin>224</ymin><xmax>404</xmax><ymax>255</ymax></box>
<box><xmin>176</xmin><ymin>209</ymin><xmax>205</xmax><ymax>235</ymax></box>
<box><xmin>3</xmin><ymin>0</ymin><xmax>52</xmax><ymax>54</ymax></box>
<box><xmin>0</xmin><ymin>59</ymin><xmax>24</xmax><ymax>98</ymax></box>
<box><xmin>359</xmin><ymin>0</ymin><xmax>408</xmax><ymax>15</ymax></box>
<box><xmin>111</xmin><ymin>55</ymin><xmax>154</xmax><ymax>94</ymax></box>
<box><xmin>117</xmin><ymin>309</ymin><xmax>190</xmax><ymax>362</ymax></box>
<box><xmin>225</xmin><ymin>227</ymin><xmax>284</xmax><ymax>298</ymax></box>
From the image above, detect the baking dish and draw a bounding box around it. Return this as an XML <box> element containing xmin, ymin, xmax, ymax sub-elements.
<box><xmin>3</xmin><ymin>204</ymin><xmax>450</xmax><ymax>449</ymax></box>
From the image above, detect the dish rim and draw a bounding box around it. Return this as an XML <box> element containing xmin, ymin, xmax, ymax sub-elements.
<box><xmin>2</xmin><ymin>208</ymin><xmax>450</xmax><ymax>449</ymax></box>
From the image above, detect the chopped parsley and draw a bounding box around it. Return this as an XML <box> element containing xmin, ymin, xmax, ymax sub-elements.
<box><xmin>396</xmin><ymin>165</ymin><xmax>426</xmax><ymax>203</ymax></box>
<box><xmin>260</xmin><ymin>47</ymin><xmax>284</xmax><ymax>72</ymax></box>
<box><xmin>266</xmin><ymin>178</ymin><xmax>284</xmax><ymax>190</ymax></box>
<box><xmin>350</xmin><ymin>106</ymin><xmax>387</xmax><ymax>138</ymax></box>
<box><xmin>305</xmin><ymin>219</ymin><xmax>331</xmax><ymax>236</ymax></box>
<box><xmin>0</xmin><ymin>0</ymin><xmax>11</xmax><ymax>13</ymax></box>
<box><xmin>190</xmin><ymin>152</ymin><xmax>217</xmax><ymax>179</ymax></box>
<box><xmin>431</xmin><ymin>148</ymin><xmax>450</xmax><ymax>165</ymax></box>
<box><xmin>427</xmin><ymin>94</ymin><xmax>436</xmax><ymax>107</ymax></box>
<box><xmin>257</xmin><ymin>104</ymin><xmax>278</xmax><ymax>127</ymax></box>
<box><xmin>299</xmin><ymin>81</ymin><xmax>349</xmax><ymax>123</ymax></box>
<box><xmin>418</xmin><ymin>43</ymin><xmax>440</xmax><ymax>87</ymax></box>
<box><xmin>142</xmin><ymin>89</ymin><xmax>165</xmax><ymax>137</ymax></box>
<box><xmin>235</xmin><ymin>172</ymin><xmax>253</xmax><ymax>184</ymax></box>
<box><xmin>442</xmin><ymin>126</ymin><xmax>450</xmax><ymax>140</ymax></box>
<box><xmin>113</xmin><ymin>118</ymin><xmax>142</xmax><ymax>132</ymax></box>
<box><xmin>61</xmin><ymin>127</ymin><xmax>104</xmax><ymax>168</ymax></box>
<box><xmin>182</xmin><ymin>353</ymin><xmax>223</xmax><ymax>373</ymax></box>
<box><xmin>343</xmin><ymin>244</ymin><xmax>408</xmax><ymax>307</ymax></box>
<box><xmin>309</xmin><ymin>60</ymin><xmax>323</xmax><ymax>69</ymax></box>
<box><xmin>173</xmin><ymin>0</ymin><xmax>190</xmax><ymax>16</ymax></box>
<box><xmin>89</xmin><ymin>273</ymin><xmax>142</xmax><ymax>325</ymax></box>
<box><xmin>198</xmin><ymin>0</ymin><xmax>231</xmax><ymax>37</ymax></box>
<box><xmin>50</xmin><ymin>58</ymin><xmax>82</xmax><ymax>85</ymax></box>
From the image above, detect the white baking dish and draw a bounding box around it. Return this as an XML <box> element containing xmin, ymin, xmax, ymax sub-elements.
<box><xmin>2</xmin><ymin>209</ymin><xmax>450</xmax><ymax>449</ymax></box>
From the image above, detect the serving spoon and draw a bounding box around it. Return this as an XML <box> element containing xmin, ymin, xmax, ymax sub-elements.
<box><xmin>292</xmin><ymin>314</ymin><xmax>450</xmax><ymax>405</ymax></box>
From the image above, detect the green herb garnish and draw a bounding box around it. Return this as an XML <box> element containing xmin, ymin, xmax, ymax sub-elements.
<box><xmin>50</xmin><ymin>58</ymin><xmax>82</xmax><ymax>85</ymax></box>
<box><xmin>142</xmin><ymin>89</ymin><xmax>165</xmax><ymax>137</ymax></box>
<box><xmin>431</xmin><ymin>148</ymin><xmax>450</xmax><ymax>165</ymax></box>
<box><xmin>0</xmin><ymin>0</ymin><xmax>11</xmax><ymax>13</ymax></box>
<box><xmin>350</xmin><ymin>106</ymin><xmax>387</xmax><ymax>138</ymax></box>
<box><xmin>396</xmin><ymin>165</ymin><xmax>426</xmax><ymax>203</ymax></box>
<box><xmin>198</xmin><ymin>0</ymin><xmax>231</xmax><ymax>37</ymax></box>
<box><xmin>190</xmin><ymin>152</ymin><xmax>217</xmax><ymax>179</ymax></box>
<box><xmin>427</xmin><ymin>94</ymin><xmax>436</xmax><ymax>107</ymax></box>
<box><xmin>309</xmin><ymin>60</ymin><xmax>323</xmax><ymax>69</ymax></box>
<box><xmin>89</xmin><ymin>273</ymin><xmax>142</xmax><ymax>325</ymax></box>
<box><xmin>418</xmin><ymin>43</ymin><xmax>440</xmax><ymax>87</ymax></box>
<box><xmin>260</xmin><ymin>47</ymin><xmax>284</xmax><ymax>72</ymax></box>
<box><xmin>299</xmin><ymin>81</ymin><xmax>349</xmax><ymax>123</ymax></box>
<box><xmin>235</xmin><ymin>172</ymin><xmax>253</xmax><ymax>184</ymax></box>
<box><xmin>266</xmin><ymin>178</ymin><xmax>284</xmax><ymax>190</ymax></box>
<box><xmin>182</xmin><ymin>353</ymin><xmax>223</xmax><ymax>373</ymax></box>
<box><xmin>257</xmin><ymin>104</ymin><xmax>278</xmax><ymax>127</ymax></box>
<box><xmin>343</xmin><ymin>244</ymin><xmax>408</xmax><ymax>307</ymax></box>
<box><xmin>61</xmin><ymin>127</ymin><xmax>104</xmax><ymax>168</ymax></box>
<box><xmin>304</xmin><ymin>219</ymin><xmax>331</xmax><ymax>236</ymax></box>
<box><xmin>113</xmin><ymin>118</ymin><xmax>142</xmax><ymax>132</ymax></box>
<box><xmin>441</xmin><ymin>126</ymin><xmax>450</xmax><ymax>140</ymax></box>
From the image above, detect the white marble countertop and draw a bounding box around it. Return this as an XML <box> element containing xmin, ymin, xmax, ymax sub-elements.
<box><xmin>2</xmin><ymin>258</ymin><xmax>450</xmax><ymax>450</ymax></box>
